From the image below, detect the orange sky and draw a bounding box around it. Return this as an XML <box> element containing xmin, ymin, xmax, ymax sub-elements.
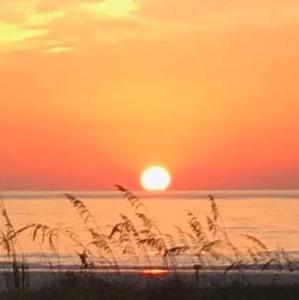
<box><xmin>1</xmin><ymin>0</ymin><xmax>299</xmax><ymax>190</ymax></box>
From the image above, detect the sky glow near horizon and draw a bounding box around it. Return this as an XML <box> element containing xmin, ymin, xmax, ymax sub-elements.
<box><xmin>0</xmin><ymin>0</ymin><xmax>299</xmax><ymax>190</ymax></box>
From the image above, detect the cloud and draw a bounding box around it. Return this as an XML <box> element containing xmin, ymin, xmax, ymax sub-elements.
<box><xmin>0</xmin><ymin>21</ymin><xmax>47</xmax><ymax>45</ymax></box>
<box><xmin>27</xmin><ymin>10</ymin><xmax>65</xmax><ymax>26</ymax></box>
<box><xmin>40</xmin><ymin>45</ymin><xmax>74</xmax><ymax>54</ymax></box>
<box><xmin>0</xmin><ymin>0</ymin><xmax>142</xmax><ymax>52</ymax></box>
<box><xmin>0</xmin><ymin>0</ymin><xmax>65</xmax><ymax>51</ymax></box>
<box><xmin>0</xmin><ymin>0</ymin><xmax>299</xmax><ymax>53</ymax></box>
<box><xmin>80</xmin><ymin>0</ymin><xmax>139</xmax><ymax>18</ymax></box>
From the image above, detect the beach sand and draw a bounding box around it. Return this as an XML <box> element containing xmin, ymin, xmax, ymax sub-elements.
<box><xmin>1</xmin><ymin>269</ymin><xmax>299</xmax><ymax>291</ymax></box>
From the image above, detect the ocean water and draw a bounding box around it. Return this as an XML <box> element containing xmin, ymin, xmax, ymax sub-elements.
<box><xmin>1</xmin><ymin>190</ymin><xmax>299</xmax><ymax>269</ymax></box>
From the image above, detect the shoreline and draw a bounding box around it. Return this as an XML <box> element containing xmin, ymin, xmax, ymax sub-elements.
<box><xmin>1</xmin><ymin>261</ymin><xmax>298</xmax><ymax>271</ymax></box>
<box><xmin>2</xmin><ymin>269</ymin><xmax>299</xmax><ymax>291</ymax></box>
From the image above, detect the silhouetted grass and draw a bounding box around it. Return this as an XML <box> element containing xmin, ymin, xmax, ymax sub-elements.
<box><xmin>0</xmin><ymin>194</ymin><xmax>30</xmax><ymax>290</ymax></box>
<box><xmin>0</xmin><ymin>186</ymin><xmax>298</xmax><ymax>299</ymax></box>
<box><xmin>4</xmin><ymin>186</ymin><xmax>296</xmax><ymax>272</ymax></box>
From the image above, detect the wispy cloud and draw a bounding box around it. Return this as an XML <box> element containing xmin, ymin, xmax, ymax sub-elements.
<box><xmin>0</xmin><ymin>22</ymin><xmax>47</xmax><ymax>45</ymax></box>
<box><xmin>80</xmin><ymin>0</ymin><xmax>139</xmax><ymax>18</ymax></box>
<box><xmin>27</xmin><ymin>10</ymin><xmax>65</xmax><ymax>26</ymax></box>
<box><xmin>0</xmin><ymin>0</ymin><xmax>299</xmax><ymax>53</ymax></box>
<box><xmin>40</xmin><ymin>44</ymin><xmax>74</xmax><ymax>54</ymax></box>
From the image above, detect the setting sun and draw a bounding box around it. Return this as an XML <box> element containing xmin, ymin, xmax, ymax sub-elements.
<box><xmin>1</xmin><ymin>0</ymin><xmax>299</xmax><ymax>297</ymax></box>
<box><xmin>140</xmin><ymin>166</ymin><xmax>171</xmax><ymax>191</ymax></box>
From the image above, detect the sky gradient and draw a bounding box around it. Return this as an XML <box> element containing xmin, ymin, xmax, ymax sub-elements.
<box><xmin>1</xmin><ymin>0</ymin><xmax>299</xmax><ymax>190</ymax></box>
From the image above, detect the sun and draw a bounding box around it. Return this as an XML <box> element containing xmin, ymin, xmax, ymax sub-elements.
<box><xmin>141</xmin><ymin>166</ymin><xmax>171</xmax><ymax>191</ymax></box>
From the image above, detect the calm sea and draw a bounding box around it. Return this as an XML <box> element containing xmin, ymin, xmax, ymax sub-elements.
<box><xmin>1</xmin><ymin>190</ymin><xmax>299</xmax><ymax>269</ymax></box>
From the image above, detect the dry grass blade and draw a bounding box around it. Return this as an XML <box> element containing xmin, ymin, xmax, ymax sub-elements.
<box><xmin>280</xmin><ymin>248</ymin><xmax>292</xmax><ymax>263</ymax></box>
<box><xmin>208</xmin><ymin>194</ymin><xmax>219</xmax><ymax>222</ymax></box>
<box><xmin>0</xmin><ymin>232</ymin><xmax>12</xmax><ymax>256</ymax></box>
<box><xmin>88</xmin><ymin>239</ymin><xmax>112</xmax><ymax>255</ymax></box>
<box><xmin>223</xmin><ymin>262</ymin><xmax>239</xmax><ymax>275</ymax></box>
<box><xmin>88</xmin><ymin>229</ymin><xmax>113</xmax><ymax>254</ymax></box>
<box><xmin>247</xmin><ymin>248</ymin><xmax>259</xmax><ymax>264</ymax></box>
<box><xmin>136</xmin><ymin>212</ymin><xmax>164</xmax><ymax>238</ymax></box>
<box><xmin>0</xmin><ymin>196</ymin><xmax>16</xmax><ymax>241</ymax></box>
<box><xmin>15</xmin><ymin>223</ymin><xmax>59</xmax><ymax>251</ymax></box>
<box><xmin>0</xmin><ymin>195</ymin><xmax>20</xmax><ymax>261</ymax></box>
<box><xmin>201</xmin><ymin>240</ymin><xmax>223</xmax><ymax>252</ymax></box>
<box><xmin>136</xmin><ymin>213</ymin><xmax>153</xmax><ymax>228</ymax></box>
<box><xmin>164</xmin><ymin>246</ymin><xmax>189</xmax><ymax>257</ymax></box>
<box><xmin>188</xmin><ymin>211</ymin><xmax>208</xmax><ymax>244</ymax></box>
<box><xmin>16</xmin><ymin>223</ymin><xmax>89</xmax><ymax>254</ymax></box>
<box><xmin>66</xmin><ymin>193</ymin><xmax>104</xmax><ymax>238</ymax></box>
<box><xmin>108</xmin><ymin>222</ymin><xmax>124</xmax><ymax>239</ymax></box>
<box><xmin>65</xmin><ymin>193</ymin><xmax>96</xmax><ymax>224</ymax></box>
<box><xmin>206</xmin><ymin>216</ymin><xmax>218</xmax><ymax>236</ymax></box>
<box><xmin>162</xmin><ymin>233</ymin><xmax>176</xmax><ymax>248</ymax></box>
<box><xmin>175</xmin><ymin>226</ymin><xmax>190</xmax><ymax>247</ymax></box>
<box><xmin>278</xmin><ymin>248</ymin><xmax>294</xmax><ymax>271</ymax></box>
<box><xmin>242</xmin><ymin>234</ymin><xmax>268</xmax><ymax>252</ymax></box>
<box><xmin>137</xmin><ymin>237</ymin><xmax>166</xmax><ymax>256</ymax></box>
<box><xmin>121</xmin><ymin>214</ymin><xmax>139</xmax><ymax>238</ymax></box>
<box><xmin>115</xmin><ymin>184</ymin><xmax>143</xmax><ymax>210</ymax></box>
<box><xmin>261</xmin><ymin>258</ymin><xmax>276</xmax><ymax>272</ymax></box>
<box><xmin>226</xmin><ymin>241</ymin><xmax>241</xmax><ymax>259</ymax></box>
<box><xmin>65</xmin><ymin>193</ymin><xmax>118</xmax><ymax>265</ymax></box>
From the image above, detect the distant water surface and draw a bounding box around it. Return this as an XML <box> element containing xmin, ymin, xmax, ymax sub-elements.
<box><xmin>1</xmin><ymin>190</ymin><xmax>299</xmax><ymax>268</ymax></box>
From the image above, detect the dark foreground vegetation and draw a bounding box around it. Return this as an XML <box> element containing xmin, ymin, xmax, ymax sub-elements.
<box><xmin>1</xmin><ymin>186</ymin><xmax>298</xmax><ymax>299</ymax></box>
<box><xmin>1</xmin><ymin>271</ymin><xmax>299</xmax><ymax>300</ymax></box>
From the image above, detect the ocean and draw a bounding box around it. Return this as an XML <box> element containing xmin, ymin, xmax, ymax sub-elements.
<box><xmin>1</xmin><ymin>190</ymin><xmax>299</xmax><ymax>270</ymax></box>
